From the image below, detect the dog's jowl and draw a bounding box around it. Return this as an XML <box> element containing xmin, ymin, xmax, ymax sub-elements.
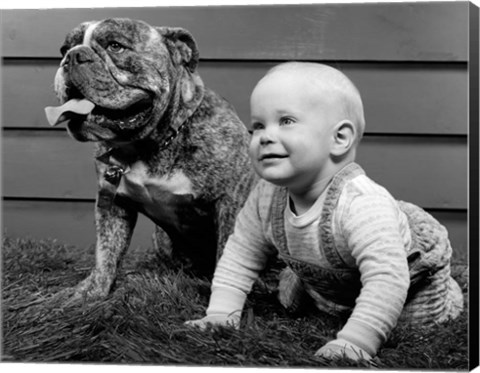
<box><xmin>45</xmin><ymin>18</ymin><xmax>256</xmax><ymax>301</ymax></box>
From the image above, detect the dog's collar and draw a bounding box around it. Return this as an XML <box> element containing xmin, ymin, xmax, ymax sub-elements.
<box><xmin>95</xmin><ymin>148</ymin><xmax>127</xmax><ymax>209</ymax></box>
<box><xmin>95</xmin><ymin>109</ymin><xmax>191</xmax><ymax>210</ymax></box>
<box><xmin>95</xmin><ymin>123</ymin><xmax>186</xmax><ymax>210</ymax></box>
<box><xmin>96</xmin><ymin>146</ymin><xmax>133</xmax><ymax>173</ymax></box>
<box><xmin>96</xmin><ymin>122</ymin><xmax>185</xmax><ymax>171</ymax></box>
<box><xmin>159</xmin><ymin>123</ymin><xmax>185</xmax><ymax>150</ymax></box>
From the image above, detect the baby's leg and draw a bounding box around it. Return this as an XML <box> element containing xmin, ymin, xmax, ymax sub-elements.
<box><xmin>399</xmin><ymin>266</ymin><xmax>464</xmax><ymax>325</ymax></box>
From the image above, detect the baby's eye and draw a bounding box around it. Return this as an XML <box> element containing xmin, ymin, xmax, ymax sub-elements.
<box><xmin>280</xmin><ymin>117</ymin><xmax>295</xmax><ymax>126</ymax></box>
<box><xmin>251</xmin><ymin>122</ymin><xmax>265</xmax><ymax>131</ymax></box>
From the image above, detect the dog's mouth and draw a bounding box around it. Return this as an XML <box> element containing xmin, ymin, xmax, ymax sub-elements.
<box><xmin>88</xmin><ymin>96</ymin><xmax>154</xmax><ymax>130</ymax></box>
<box><xmin>45</xmin><ymin>94</ymin><xmax>153</xmax><ymax>129</ymax></box>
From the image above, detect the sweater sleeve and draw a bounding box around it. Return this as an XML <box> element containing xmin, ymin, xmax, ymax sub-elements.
<box><xmin>207</xmin><ymin>181</ymin><xmax>277</xmax><ymax>315</ymax></box>
<box><xmin>335</xmin><ymin>192</ymin><xmax>410</xmax><ymax>356</ymax></box>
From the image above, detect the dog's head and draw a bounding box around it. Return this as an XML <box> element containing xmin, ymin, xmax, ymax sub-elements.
<box><xmin>46</xmin><ymin>18</ymin><xmax>204</xmax><ymax>143</ymax></box>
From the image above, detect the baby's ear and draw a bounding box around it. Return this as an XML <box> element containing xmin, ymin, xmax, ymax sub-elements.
<box><xmin>331</xmin><ymin>120</ymin><xmax>357</xmax><ymax>157</ymax></box>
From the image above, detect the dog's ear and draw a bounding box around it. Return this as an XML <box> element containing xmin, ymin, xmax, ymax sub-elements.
<box><xmin>157</xmin><ymin>27</ymin><xmax>200</xmax><ymax>73</ymax></box>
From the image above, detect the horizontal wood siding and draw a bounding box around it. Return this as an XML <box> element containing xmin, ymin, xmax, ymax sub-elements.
<box><xmin>2</xmin><ymin>60</ymin><xmax>468</xmax><ymax>135</ymax></box>
<box><xmin>2</xmin><ymin>3</ymin><xmax>468</xmax><ymax>61</ymax></box>
<box><xmin>2</xmin><ymin>200</ymin><xmax>156</xmax><ymax>250</ymax></box>
<box><xmin>2</xmin><ymin>130</ymin><xmax>467</xmax><ymax>209</ymax></box>
<box><xmin>1</xmin><ymin>3</ymin><xmax>471</xmax><ymax>258</ymax></box>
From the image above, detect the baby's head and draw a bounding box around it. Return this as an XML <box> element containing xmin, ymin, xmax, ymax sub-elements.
<box><xmin>249</xmin><ymin>62</ymin><xmax>365</xmax><ymax>190</ymax></box>
<box><xmin>261</xmin><ymin>62</ymin><xmax>365</xmax><ymax>145</ymax></box>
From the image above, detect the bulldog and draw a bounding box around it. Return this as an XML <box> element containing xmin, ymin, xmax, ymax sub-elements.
<box><xmin>45</xmin><ymin>18</ymin><xmax>257</xmax><ymax>301</ymax></box>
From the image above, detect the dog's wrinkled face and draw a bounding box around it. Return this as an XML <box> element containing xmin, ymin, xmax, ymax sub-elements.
<box><xmin>51</xmin><ymin>18</ymin><xmax>201</xmax><ymax>143</ymax></box>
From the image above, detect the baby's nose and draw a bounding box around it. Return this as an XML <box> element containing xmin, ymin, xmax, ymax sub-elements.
<box><xmin>260</xmin><ymin>133</ymin><xmax>274</xmax><ymax>145</ymax></box>
<box><xmin>259</xmin><ymin>125</ymin><xmax>277</xmax><ymax>145</ymax></box>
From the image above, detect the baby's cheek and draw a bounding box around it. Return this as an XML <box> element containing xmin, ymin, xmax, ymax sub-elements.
<box><xmin>247</xmin><ymin>138</ymin><xmax>258</xmax><ymax>160</ymax></box>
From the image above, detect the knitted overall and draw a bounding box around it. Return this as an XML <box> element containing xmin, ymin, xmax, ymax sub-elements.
<box><xmin>271</xmin><ymin>163</ymin><xmax>463</xmax><ymax>325</ymax></box>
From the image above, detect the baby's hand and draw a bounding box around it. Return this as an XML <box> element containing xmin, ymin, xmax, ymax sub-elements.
<box><xmin>315</xmin><ymin>338</ymin><xmax>372</xmax><ymax>361</ymax></box>
<box><xmin>185</xmin><ymin>313</ymin><xmax>241</xmax><ymax>330</ymax></box>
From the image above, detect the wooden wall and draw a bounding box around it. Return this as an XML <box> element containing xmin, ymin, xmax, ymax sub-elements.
<box><xmin>1</xmin><ymin>3</ymin><xmax>473</xmax><ymax>260</ymax></box>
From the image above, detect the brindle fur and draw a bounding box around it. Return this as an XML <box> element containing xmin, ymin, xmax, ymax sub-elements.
<box><xmin>51</xmin><ymin>18</ymin><xmax>257</xmax><ymax>302</ymax></box>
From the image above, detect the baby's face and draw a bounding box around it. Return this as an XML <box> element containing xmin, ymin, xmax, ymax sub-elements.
<box><xmin>249</xmin><ymin>70</ymin><xmax>344</xmax><ymax>192</ymax></box>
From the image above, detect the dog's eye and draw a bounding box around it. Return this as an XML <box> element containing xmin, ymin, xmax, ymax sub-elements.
<box><xmin>107</xmin><ymin>42</ymin><xmax>126</xmax><ymax>54</ymax></box>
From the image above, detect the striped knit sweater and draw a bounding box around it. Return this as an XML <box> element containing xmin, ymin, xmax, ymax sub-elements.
<box><xmin>207</xmin><ymin>163</ymin><xmax>463</xmax><ymax>356</ymax></box>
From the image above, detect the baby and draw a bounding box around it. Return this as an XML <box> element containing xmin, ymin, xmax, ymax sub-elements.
<box><xmin>185</xmin><ymin>62</ymin><xmax>464</xmax><ymax>361</ymax></box>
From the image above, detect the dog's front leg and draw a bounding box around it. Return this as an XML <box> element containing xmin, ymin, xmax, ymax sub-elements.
<box><xmin>73</xmin><ymin>200</ymin><xmax>138</xmax><ymax>301</ymax></box>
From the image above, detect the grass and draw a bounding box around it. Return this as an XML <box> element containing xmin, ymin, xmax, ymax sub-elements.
<box><xmin>1</xmin><ymin>235</ymin><xmax>470</xmax><ymax>369</ymax></box>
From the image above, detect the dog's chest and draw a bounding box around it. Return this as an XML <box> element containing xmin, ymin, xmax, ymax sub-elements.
<box><xmin>114</xmin><ymin>160</ymin><xmax>196</xmax><ymax>203</ymax></box>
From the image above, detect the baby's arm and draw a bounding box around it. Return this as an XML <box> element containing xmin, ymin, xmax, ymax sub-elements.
<box><xmin>186</xmin><ymin>182</ymin><xmax>275</xmax><ymax>329</ymax></box>
<box><xmin>185</xmin><ymin>234</ymin><xmax>270</xmax><ymax>329</ymax></box>
<box><xmin>317</xmin><ymin>193</ymin><xmax>410</xmax><ymax>360</ymax></box>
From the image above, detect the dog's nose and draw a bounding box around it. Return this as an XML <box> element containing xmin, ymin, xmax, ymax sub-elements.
<box><xmin>63</xmin><ymin>48</ymin><xmax>93</xmax><ymax>66</ymax></box>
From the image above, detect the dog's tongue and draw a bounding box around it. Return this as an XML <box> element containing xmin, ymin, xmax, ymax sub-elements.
<box><xmin>45</xmin><ymin>99</ymin><xmax>95</xmax><ymax>126</ymax></box>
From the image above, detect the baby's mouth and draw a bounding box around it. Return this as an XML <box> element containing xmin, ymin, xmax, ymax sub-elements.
<box><xmin>259</xmin><ymin>153</ymin><xmax>288</xmax><ymax>161</ymax></box>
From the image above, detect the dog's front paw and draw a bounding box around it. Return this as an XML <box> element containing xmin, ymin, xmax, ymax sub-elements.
<box><xmin>76</xmin><ymin>270</ymin><xmax>112</xmax><ymax>297</ymax></box>
<box><xmin>52</xmin><ymin>271</ymin><xmax>113</xmax><ymax>307</ymax></box>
